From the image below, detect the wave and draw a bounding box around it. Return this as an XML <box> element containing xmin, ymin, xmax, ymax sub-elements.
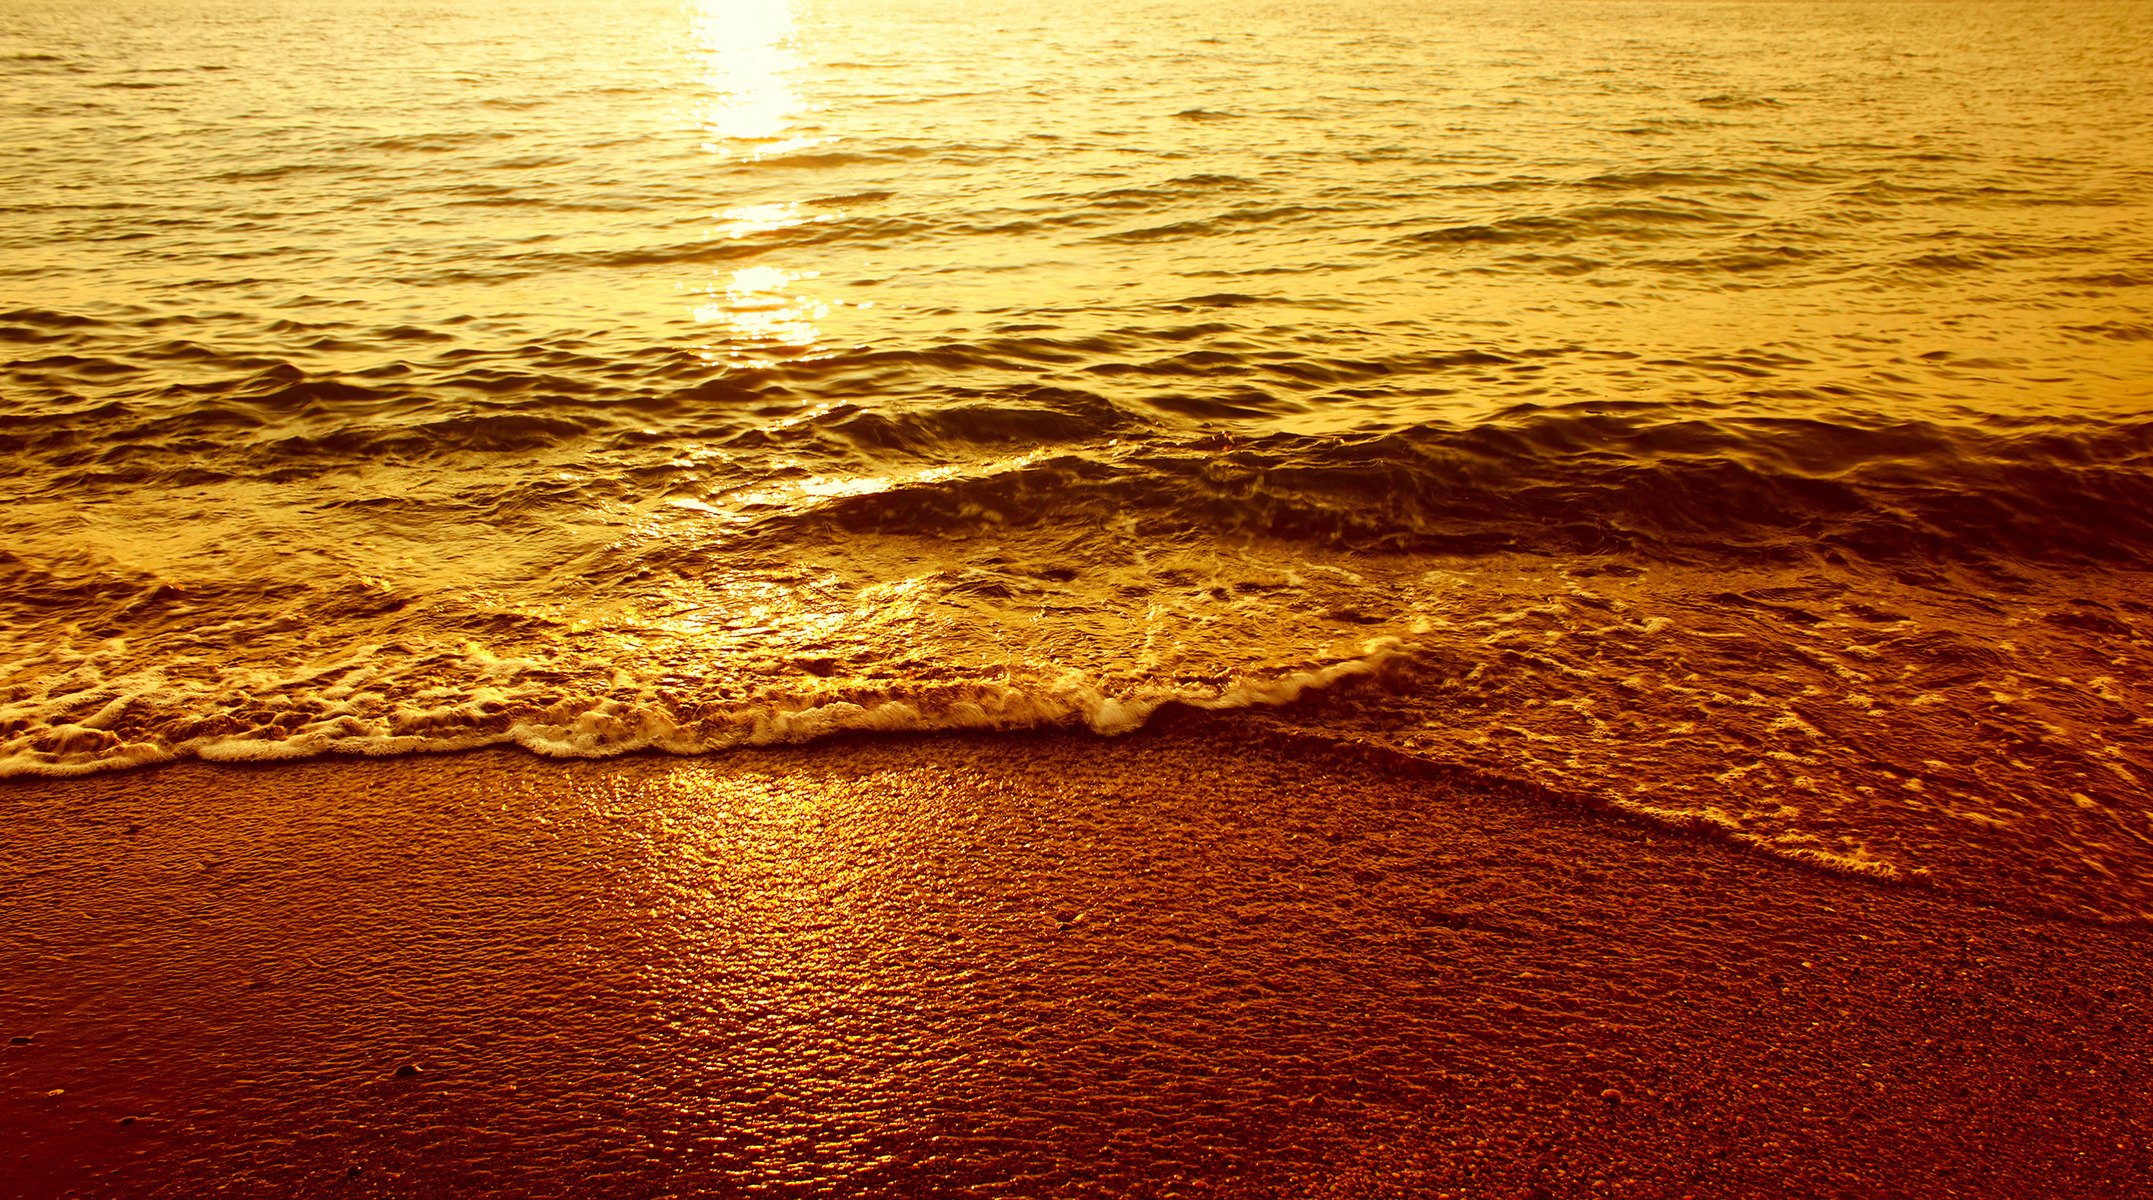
<box><xmin>726</xmin><ymin>406</ymin><xmax>2153</xmax><ymax>566</ymax></box>
<box><xmin>1392</xmin><ymin>199</ymin><xmax>1752</xmax><ymax>249</ymax></box>
<box><xmin>11</xmin><ymin>336</ymin><xmax>2152</xmax><ymax>566</ymax></box>
<box><xmin>1094</xmin><ymin>204</ymin><xmax>1347</xmax><ymax>244</ymax></box>
<box><xmin>0</xmin><ymin>642</ymin><xmax>1410</xmax><ymax>780</ymax></box>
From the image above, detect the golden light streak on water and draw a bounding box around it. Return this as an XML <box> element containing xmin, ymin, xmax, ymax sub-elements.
<box><xmin>692</xmin><ymin>265</ymin><xmax>830</xmax><ymax>354</ymax></box>
<box><xmin>690</xmin><ymin>0</ymin><xmax>809</xmax><ymax>151</ymax></box>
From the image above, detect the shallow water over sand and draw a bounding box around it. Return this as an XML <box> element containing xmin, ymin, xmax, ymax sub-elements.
<box><xmin>3</xmin><ymin>0</ymin><xmax>2151</xmax><ymax>917</ymax></box>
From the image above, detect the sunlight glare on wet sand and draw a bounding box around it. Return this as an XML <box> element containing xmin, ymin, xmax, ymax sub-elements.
<box><xmin>7</xmin><ymin>737</ymin><xmax>2153</xmax><ymax>1195</ymax></box>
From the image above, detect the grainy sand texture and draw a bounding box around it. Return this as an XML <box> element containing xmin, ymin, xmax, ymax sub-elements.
<box><xmin>3</xmin><ymin>717</ymin><xmax>2147</xmax><ymax>1198</ymax></box>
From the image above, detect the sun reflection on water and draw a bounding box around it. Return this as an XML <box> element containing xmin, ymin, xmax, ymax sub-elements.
<box><xmin>690</xmin><ymin>265</ymin><xmax>831</xmax><ymax>352</ymax></box>
<box><xmin>689</xmin><ymin>0</ymin><xmax>812</xmax><ymax>153</ymax></box>
<box><xmin>682</xmin><ymin>0</ymin><xmax>844</xmax><ymax>362</ymax></box>
<box><xmin>711</xmin><ymin>203</ymin><xmax>809</xmax><ymax>240</ymax></box>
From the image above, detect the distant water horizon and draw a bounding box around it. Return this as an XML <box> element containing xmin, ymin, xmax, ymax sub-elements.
<box><xmin>3</xmin><ymin>0</ymin><xmax>2151</xmax><ymax>921</ymax></box>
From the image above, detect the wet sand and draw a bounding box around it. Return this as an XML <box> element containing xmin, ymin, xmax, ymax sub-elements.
<box><xmin>2</xmin><ymin>715</ymin><xmax>2147</xmax><ymax>1198</ymax></box>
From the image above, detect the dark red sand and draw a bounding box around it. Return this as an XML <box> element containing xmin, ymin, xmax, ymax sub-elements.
<box><xmin>3</xmin><ymin>718</ymin><xmax>2148</xmax><ymax>1198</ymax></box>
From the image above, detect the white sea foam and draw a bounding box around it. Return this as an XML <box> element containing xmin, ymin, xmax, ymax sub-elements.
<box><xmin>0</xmin><ymin>640</ymin><xmax>1412</xmax><ymax>779</ymax></box>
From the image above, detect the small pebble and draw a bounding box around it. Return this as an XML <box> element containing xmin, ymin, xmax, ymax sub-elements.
<box><xmin>119</xmin><ymin>1116</ymin><xmax>135</xmax><ymax>1126</ymax></box>
<box><xmin>1600</xmin><ymin>1088</ymin><xmax>1624</xmax><ymax>1104</ymax></box>
<box><xmin>393</xmin><ymin>1063</ymin><xmax>421</xmax><ymax>1078</ymax></box>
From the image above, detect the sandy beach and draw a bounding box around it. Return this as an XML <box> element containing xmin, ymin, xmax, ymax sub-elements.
<box><xmin>3</xmin><ymin>715</ymin><xmax>2146</xmax><ymax>1198</ymax></box>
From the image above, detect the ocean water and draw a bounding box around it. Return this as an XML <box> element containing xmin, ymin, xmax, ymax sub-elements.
<box><xmin>3</xmin><ymin>0</ymin><xmax>2150</xmax><ymax>918</ymax></box>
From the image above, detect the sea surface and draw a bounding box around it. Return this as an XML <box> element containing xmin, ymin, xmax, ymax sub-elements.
<box><xmin>3</xmin><ymin>0</ymin><xmax>2150</xmax><ymax>919</ymax></box>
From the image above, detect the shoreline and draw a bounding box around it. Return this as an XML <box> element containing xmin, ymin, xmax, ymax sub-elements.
<box><xmin>3</xmin><ymin>716</ymin><xmax>2147</xmax><ymax>1197</ymax></box>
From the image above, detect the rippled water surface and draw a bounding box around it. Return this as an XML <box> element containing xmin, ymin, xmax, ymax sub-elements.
<box><xmin>4</xmin><ymin>0</ymin><xmax>2152</xmax><ymax>918</ymax></box>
